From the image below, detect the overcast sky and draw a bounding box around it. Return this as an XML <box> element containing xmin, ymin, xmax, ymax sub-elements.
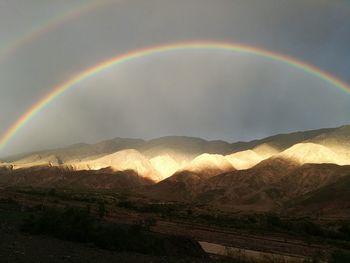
<box><xmin>0</xmin><ymin>0</ymin><xmax>350</xmax><ymax>156</ymax></box>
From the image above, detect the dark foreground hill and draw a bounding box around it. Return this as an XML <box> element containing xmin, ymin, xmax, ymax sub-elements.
<box><xmin>145</xmin><ymin>159</ymin><xmax>350</xmax><ymax>216</ymax></box>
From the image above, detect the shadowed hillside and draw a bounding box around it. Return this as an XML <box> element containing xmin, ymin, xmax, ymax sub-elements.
<box><xmin>1</xmin><ymin>124</ymin><xmax>350</xmax><ymax>217</ymax></box>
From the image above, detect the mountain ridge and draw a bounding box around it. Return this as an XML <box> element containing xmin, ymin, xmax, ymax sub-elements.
<box><xmin>2</xmin><ymin>125</ymin><xmax>343</xmax><ymax>162</ymax></box>
<box><xmin>1</xmin><ymin>124</ymin><xmax>350</xmax><ymax>216</ymax></box>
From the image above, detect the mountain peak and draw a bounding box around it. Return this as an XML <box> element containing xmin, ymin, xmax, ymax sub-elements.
<box><xmin>184</xmin><ymin>153</ymin><xmax>235</xmax><ymax>176</ymax></box>
<box><xmin>279</xmin><ymin>143</ymin><xmax>349</xmax><ymax>165</ymax></box>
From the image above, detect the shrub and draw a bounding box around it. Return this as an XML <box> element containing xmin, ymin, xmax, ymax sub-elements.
<box><xmin>331</xmin><ymin>250</ymin><xmax>350</xmax><ymax>263</ymax></box>
<box><xmin>21</xmin><ymin>206</ymin><xmax>204</xmax><ymax>257</ymax></box>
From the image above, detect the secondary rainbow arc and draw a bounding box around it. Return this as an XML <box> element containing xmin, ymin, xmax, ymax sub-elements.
<box><xmin>1</xmin><ymin>41</ymin><xmax>350</xmax><ymax>150</ymax></box>
<box><xmin>0</xmin><ymin>0</ymin><xmax>111</xmax><ymax>61</ymax></box>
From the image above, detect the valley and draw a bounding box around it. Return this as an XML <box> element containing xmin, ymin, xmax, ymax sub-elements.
<box><xmin>0</xmin><ymin>186</ymin><xmax>349</xmax><ymax>262</ymax></box>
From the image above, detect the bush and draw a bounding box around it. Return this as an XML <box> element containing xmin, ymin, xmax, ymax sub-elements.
<box><xmin>339</xmin><ymin>223</ymin><xmax>350</xmax><ymax>240</ymax></box>
<box><xmin>21</xmin><ymin>206</ymin><xmax>204</xmax><ymax>257</ymax></box>
<box><xmin>22</xmin><ymin>207</ymin><xmax>94</xmax><ymax>242</ymax></box>
<box><xmin>331</xmin><ymin>250</ymin><xmax>350</xmax><ymax>263</ymax></box>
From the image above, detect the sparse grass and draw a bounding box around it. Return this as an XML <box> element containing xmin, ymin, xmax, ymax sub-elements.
<box><xmin>116</xmin><ymin>199</ymin><xmax>350</xmax><ymax>249</ymax></box>
<box><xmin>4</xmin><ymin>187</ymin><xmax>350</xmax><ymax>258</ymax></box>
<box><xmin>21</xmin><ymin>206</ymin><xmax>205</xmax><ymax>258</ymax></box>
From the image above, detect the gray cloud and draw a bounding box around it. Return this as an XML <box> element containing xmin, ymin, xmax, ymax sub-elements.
<box><xmin>1</xmin><ymin>0</ymin><xmax>350</xmax><ymax>156</ymax></box>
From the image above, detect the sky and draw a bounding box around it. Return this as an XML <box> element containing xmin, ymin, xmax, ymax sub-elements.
<box><xmin>0</xmin><ymin>0</ymin><xmax>350</xmax><ymax>156</ymax></box>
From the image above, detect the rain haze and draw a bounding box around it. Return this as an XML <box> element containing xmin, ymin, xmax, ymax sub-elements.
<box><xmin>1</xmin><ymin>0</ymin><xmax>350</xmax><ymax>156</ymax></box>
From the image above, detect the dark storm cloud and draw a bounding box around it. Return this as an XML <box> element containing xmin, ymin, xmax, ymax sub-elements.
<box><xmin>0</xmin><ymin>0</ymin><xmax>350</xmax><ymax>155</ymax></box>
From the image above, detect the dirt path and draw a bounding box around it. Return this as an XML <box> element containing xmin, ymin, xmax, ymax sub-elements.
<box><xmin>151</xmin><ymin>220</ymin><xmax>330</xmax><ymax>259</ymax></box>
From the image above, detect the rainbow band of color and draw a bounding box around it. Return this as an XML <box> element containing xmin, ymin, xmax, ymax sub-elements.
<box><xmin>0</xmin><ymin>0</ymin><xmax>109</xmax><ymax>60</ymax></box>
<box><xmin>1</xmin><ymin>41</ymin><xmax>350</xmax><ymax>150</ymax></box>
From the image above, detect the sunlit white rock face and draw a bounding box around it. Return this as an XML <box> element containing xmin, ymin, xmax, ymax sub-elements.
<box><xmin>225</xmin><ymin>150</ymin><xmax>264</xmax><ymax>170</ymax></box>
<box><xmin>66</xmin><ymin>149</ymin><xmax>162</xmax><ymax>181</ymax></box>
<box><xmin>253</xmin><ymin>144</ymin><xmax>280</xmax><ymax>159</ymax></box>
<box><xmin>150</xmin><ymin>154</ymin><xmax>183</xmax><ymax>180</ymax></box>
<box><xmin>4</xmin><ymin>126</ymin><xmax>350</xmax><ymax>183</ymax></box>
<box><xmin>224</xmin><ymin>143</ymin><xmax>282</xmax><ymax>170</ymax></box>
<box><xmin>183</xmin><ymin>153</ymin><xmax>235</xmax><ymax>176</ymax></box>
<box><xmin>10</xmin><ymin>154</ymin><xmax>61</xmax><ymax>169</ymax></box>
<box><xmin>308</xmin><ymin>126</ymin><xmax>350</xmax><ymax>160</ymax></box>
<box><xmin>278</xmin><ymin>143</ymin><xmax>350</xmax><ymax>165</ymax></box>
<box><xmin>5</xmin><ymin>142</ymin><xmax>350</xmax><ymax>182</ymax></box>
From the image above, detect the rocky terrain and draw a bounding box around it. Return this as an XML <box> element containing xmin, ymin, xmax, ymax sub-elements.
<box><xmin>1</xmin><ymin>125</ymin><xmax>350</xmax><ymax>216</ymax></box>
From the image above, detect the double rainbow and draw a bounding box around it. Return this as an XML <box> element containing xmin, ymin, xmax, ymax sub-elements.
<box><xmin>1</xmin><ymin>41</ymin><xmax>350</xmax><ymax>150</ymax></box>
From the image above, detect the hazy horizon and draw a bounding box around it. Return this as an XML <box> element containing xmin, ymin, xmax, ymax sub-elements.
<box><xmin>2</xmin><ymin>122</ymin><xmax>349</xmax><ymax>159</ymax></box>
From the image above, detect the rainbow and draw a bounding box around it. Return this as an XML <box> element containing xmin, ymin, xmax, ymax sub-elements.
<box><xmin>1</xmin><ymin>41</ymin><xmax>350</xmax><ymax>150</ymax></box>
<box><xmin>0</xmin><ymin>0</ymin><xmax>110</xmax><ymax>60</ymax></box>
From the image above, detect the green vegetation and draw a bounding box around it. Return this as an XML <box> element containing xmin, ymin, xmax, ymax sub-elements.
<box><xmin>12</xmin><ymin>186</ymin><xmax>350</xmax><ymax>245</ymax></box>
<box><xmin>117</xmin><ymin>199</ymin><xmax>185</xmax><ymax>216</ymax></box>
<box><xmin>189</xmin><ymin>213</ymin><xmax>350</xmax><ymax>247</ymax></box>
<box><xmin>12</xmin><ymin>186</ymin><xmax>121</xmax><ymax>203</ymax></box>
<box><xmin>330</xmin><ymin>250</ymin><xmax>350</xmax><ymax>263</ymax></box>
<box><xmin>115</xmin><ymin>198</ymin><xmax>350</xmax><ymax>246</ymax></box>
<box><xmin>21</xmin><ymin>206</ymin><xmax>205</xmax><ymax>258</ymax></box>
<box><xmin>4</xmin><ymin>187</ymin><xmax>350</xmax><ymax>259</ymax></box>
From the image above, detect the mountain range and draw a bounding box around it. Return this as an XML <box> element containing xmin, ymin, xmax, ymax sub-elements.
<box><xmin>1</xmin><ymin>125</ymin><xmax>350</xmax><ymax>216</ymax></box>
